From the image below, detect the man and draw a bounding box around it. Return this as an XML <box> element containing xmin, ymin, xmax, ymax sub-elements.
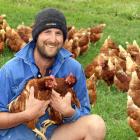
<box><xmin>0</xmin><ymin>8</ymin><xmax>106</xmax><ymax>140</ymax></box>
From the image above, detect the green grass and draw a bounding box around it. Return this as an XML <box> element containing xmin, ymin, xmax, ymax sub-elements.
<box><xmin>1</xmin><ymin>0</ymin><xmax>140</xmax><ymax>139</ymax></box>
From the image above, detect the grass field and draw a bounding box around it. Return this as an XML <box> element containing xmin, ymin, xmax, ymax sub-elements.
<box><xmin>1</xmin><ymin>0</ymin><xmax>140</xmax><ymax>139</ymax></box>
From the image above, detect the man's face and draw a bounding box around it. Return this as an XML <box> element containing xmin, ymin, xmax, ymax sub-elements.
<box><xmin>36</xmin><ymin>28</ymin><xmax>64</xmax><ymax>59</ymax></box>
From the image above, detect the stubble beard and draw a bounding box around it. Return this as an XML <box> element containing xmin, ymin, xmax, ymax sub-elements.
<box><xmin>36</xmin><ymin>40</ymin><xmax>61</xmax><ymax>59</ymax></box>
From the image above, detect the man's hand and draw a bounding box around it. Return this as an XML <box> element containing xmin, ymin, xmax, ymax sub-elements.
<box><xmin>24</xmin><ymin>86</ymin><xmax>50</xmax><ymax>121</ymax></box>
<box><xmin>50</xmin><ymin>89</ymin><xmax>75</xmax><ymax>117</ymax></box>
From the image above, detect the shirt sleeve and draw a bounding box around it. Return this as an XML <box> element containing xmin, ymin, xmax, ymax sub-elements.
<box><xmin>0</xmin><ymin>67</ymin><xmax>11</xmax><ymax>112</ymax></box>
<box><xmin>63</xmin><ymin>65</ymin><xmax>91</xmax><ymax>123</ymax></box>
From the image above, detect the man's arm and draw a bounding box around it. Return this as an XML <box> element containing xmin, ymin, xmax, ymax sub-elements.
<box><xmin>0</xmin><ymin>111</ymin><xmax>29</xmax><ymax>129</ymax></box>
<box><xmin>0</xmin><ymin>87</ymin><xmax>50</xmax><ymax>129</ymax></box>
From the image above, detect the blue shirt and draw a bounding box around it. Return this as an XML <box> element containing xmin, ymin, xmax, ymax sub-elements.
<box><xmin>0</xmin><ymin>40</ymin><xmax>90</xmax><ymax>140</ymax></box>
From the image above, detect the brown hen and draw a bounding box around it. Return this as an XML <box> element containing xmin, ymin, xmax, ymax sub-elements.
<box><xmin>127</xmin><ymin>70</ymin><xmax>140</xmax><ymax>139</ymax></box>
<box><xmin>17</xmin><ymin>24</ymin><xmax>32</xmax><ymax>43</ymax></box>
<box><xmin>86</xmin><ymin>74</ymin><xmax>97</xmax><ymax>106</ymax></box>
<box><xmin>0</xmin><ymin>29</ymin><xmax>5</xmax><ymax>53</ymax></box>
<box><xmin>89</xmin><ymin>24</ymin><xmax>106</xmax><ymax>43</ymax></box>
<box><xmin>5</xmin><ymin>26</ymin><xmax>26</xmax><ymax>52</ymax></box>
<box><xmin>114</xmin><ymin>70</ymin><xmax>131</xmax><ymax>92</ymax></box>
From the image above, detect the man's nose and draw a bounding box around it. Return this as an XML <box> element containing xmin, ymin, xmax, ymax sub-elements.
<box><xmin>49</xmin><ymin>32</ymin><xmax>56</xmax><ymax>42</ymax></box>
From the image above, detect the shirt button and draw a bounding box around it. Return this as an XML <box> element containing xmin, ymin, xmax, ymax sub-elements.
<box><xmin>38</xmin><ymin>74</ymin><xmax>42</xmax><ymax>78</ymax></box>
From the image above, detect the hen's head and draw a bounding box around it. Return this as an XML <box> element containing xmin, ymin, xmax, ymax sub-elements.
<box><xmin>45</xmin><ymin>75</ymin><xmax>57</xmax><ymax>89</ymax></box>
<box><xmin>65</xmin><ymin>73</ymin><xmax>77</xmax><ymax>87</ymax></box>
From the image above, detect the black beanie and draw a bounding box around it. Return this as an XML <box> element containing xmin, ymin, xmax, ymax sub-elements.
<box><xmin>32</xmin><ymin>8</ymin><xmax>67</xmax><ymax>42</ymax></box>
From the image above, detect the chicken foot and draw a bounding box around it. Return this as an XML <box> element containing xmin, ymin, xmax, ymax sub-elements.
<box><xmin>41</xmin><ymin>119</ymin><xmax>56</xmax><ymax>135</ymax></box>
<box><xmin>33</xmin><ymin>128</ymin><xmax>47</xmax><ymax>140</ymax></box>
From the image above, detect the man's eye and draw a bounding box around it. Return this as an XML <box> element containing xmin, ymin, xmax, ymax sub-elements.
<box><xmin>56</xmin><ymin>32</ymin><xmax>63</xmax><ymax>35</ymax></box>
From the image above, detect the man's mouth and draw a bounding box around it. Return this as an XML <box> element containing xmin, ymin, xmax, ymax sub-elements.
<box><xmin>47</xmin><ymin>45</ymin><xmax>56</xmax><ymax>48</ymax></box>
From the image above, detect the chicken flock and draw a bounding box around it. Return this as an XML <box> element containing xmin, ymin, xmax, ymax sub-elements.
<box><xmin>84</xmin><ymin>36</ymin><xmax>140</xmax><ymax>139</ymax></box>
<box><xmin>0</xmin><ymin>15</ymin><xmax>32</xmax><ymax>52</ymax></box>
<box><xmin>1</xmin><ymin>14</ymin><xmax>140</xmax><ymax>139</ymax></box>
